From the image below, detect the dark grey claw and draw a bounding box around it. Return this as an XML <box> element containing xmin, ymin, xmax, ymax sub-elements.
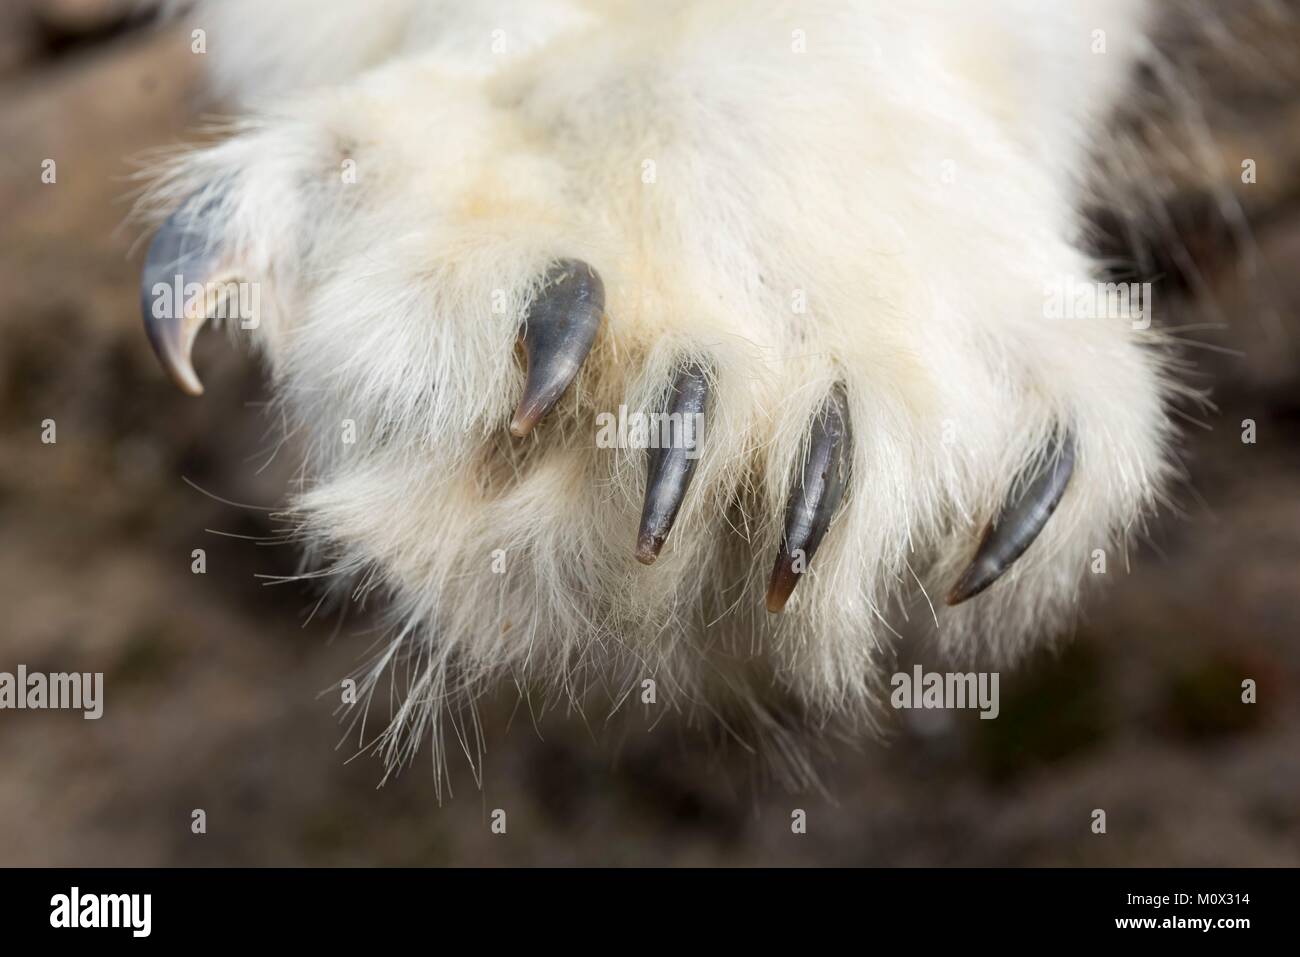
<box><xmin>947</xmin><ymin>430</ymin><xmax>1076</xmax><ymax>605</ymax></box>
<box><xmin>509</xmin><ymin>260</ymin><xmax>604</xmax><ymax>437</ymax></box>
<box><xmin>636</xmin><ymin>363</ymin><xmax>709</xmax><ymax>564</ymax></box>
<box><xmin>766</xmin><ymin>383</ymin><xmax>852</xmax><ymax>613</ymax></box>
<box><xmin>140</xmin><ymin>188</ymin><xmax>226</xmax><ymax>396</ymax></box>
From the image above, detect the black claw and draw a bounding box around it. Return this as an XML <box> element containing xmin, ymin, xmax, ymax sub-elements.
<box><xmin>140</xmin><ymin>187</ymin><xmax>226</xmax><ymax>396</ymax></box>
<box><xmin>635</xmin><ymin>363</ymin><xmax>710</xmax><ymax>564</ymax></box>
<box><xmin>509</xmin><ymin>259</ymin><xmax>604</xmax><ymax>437</ymax></box>
<box><xmin>947</xmin><ymin>429</ymin><xmax>1076</xmax><ymax>605</ymax></box>
<box><xmin>766</xmin><ymin>383</ymin><xmax>852</xmax><ymax>613</ymax></box>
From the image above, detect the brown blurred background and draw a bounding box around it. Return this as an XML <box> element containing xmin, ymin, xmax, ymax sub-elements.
<box><xmin>0</xmin><ymin>0</ymin><xmax>1296</xmax><ymax>865</ymax></box>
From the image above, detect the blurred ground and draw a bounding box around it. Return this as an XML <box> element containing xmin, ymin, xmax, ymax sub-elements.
<box><xmin>0</xmin><ymin>4</ymin><xmax>1296</xmax><ymax>865</ymax></box>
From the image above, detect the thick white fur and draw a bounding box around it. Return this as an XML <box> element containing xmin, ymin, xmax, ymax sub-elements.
<box><xmin>144</xmin><ymin>0</ymin><xmax>1175</xmax><ymax>783</ymax></box>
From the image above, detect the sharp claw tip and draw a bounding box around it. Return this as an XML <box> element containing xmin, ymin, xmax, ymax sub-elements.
<box><xmin>946</xmin><ymin>563</ymin><xmax>991</xmax><ymax>606</ymax></box>
<box><xmin>160</xmin><ymin>357</ymin><xmax>204</xmax><ymax>396</ymax></box>
<box><xmin>510</xmin><ymin>393</ymin><xmax>553</xmax><ymax>436</ymax></box>
<box><xmin>635</xmin><ymin>532</ymin><xmax>664</xmax><ymax>564</ymax></box>
<box><xmin>764</xmin><ymin>566</ymin><xmax>798</xmax><ymax>613</ymax></box>
<box><xmin>508</xmin><ymin>411</ymin><xmax>535</xmax><ymax>438</ymax></box>
<box><xmin>764</xmin><ymin>589</ymin><xmax>791</xmax><ymax>614</ymax></box>
<box><xmin>176</xmin><ymin>372</ymin><xmax>204</xmax><ymax>397</ymax></box>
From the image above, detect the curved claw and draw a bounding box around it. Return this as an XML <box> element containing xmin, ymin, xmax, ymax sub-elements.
<box><xmin>510</xmin><ymin>259</ymin><xmax>604</xmax><ymax>437</ymax></box>
<box><xmin>636</xmin><ymin>363</ymin><xmax>709</xmax><ymax>564</ymax></box>
<box><xmin>766</xmin><ymin>383</ymin><xmax>852</xmax><ymax>614</ymax></box>
<box><xmin>140</xmin><ymin>189</ymin><xmax>226</xmax><ymax>396</ymax></box>
<box><xmin>947</xmin><ymin>430</ymin><xmax>1076</xmax><ymax>606</ymax></box>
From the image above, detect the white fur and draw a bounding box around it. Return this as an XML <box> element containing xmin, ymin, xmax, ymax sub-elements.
<box><xmin>143</xmin><ymin>0</ymin><xmax>1176</xmax><ymax>786</ymax></box>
